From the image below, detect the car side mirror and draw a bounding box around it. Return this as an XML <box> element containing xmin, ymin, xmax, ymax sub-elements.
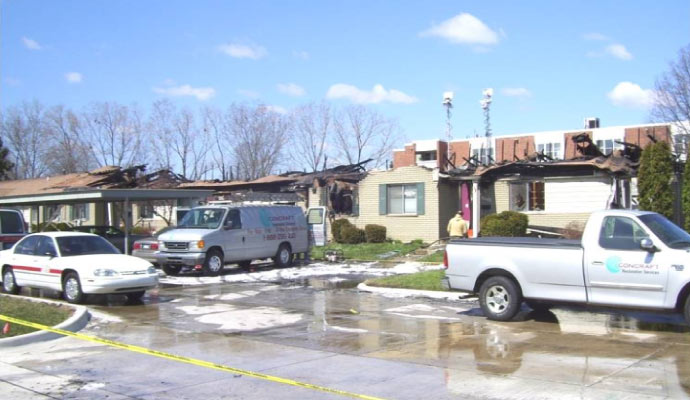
<box><xmin>640</xmin><ymin>238</ymin><xmax>658</xmax><ymax>252</ymax></box>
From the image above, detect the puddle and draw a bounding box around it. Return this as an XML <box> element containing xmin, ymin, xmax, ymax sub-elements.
<box><xmin>284</xmin><ymin>275</ymin><xmax>370</xmax><ymax>289</ymax></box>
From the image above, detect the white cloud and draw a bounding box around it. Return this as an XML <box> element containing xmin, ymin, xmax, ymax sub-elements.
<box><xmin>326</xmin><ymin>84</ymin><xmax>418</xmax><ymax>104</ymax></box>
<box><xmin>605</xmin><ymin>44</ymin><xmax>632</xmax><ymax>60</ymax></box>
<box><xmin>237</xmin><ymin>89</ymin><xmax>260</xmax><ymax>99</ymax></box>
<box><xmin>264</xmin><ymin>105</ymin><xmax>288</xmax><ymax>115</ymax></box>
<box><xmin>22</xmin><ymin>37</ymin><xmax>42</xmax><ymax>50</ymax></box>
<box><xmin>217</xmin><ymin>43</ymin><xmax>267</xmax><ymax>60</ymax></box>
<box><xmin>607</xmin><ymin>82</ymin><xmax>654</xmax><ymax>109</ymax></box>
<box><xmin>293</xmin><ymin>50</ymin><xmax>310</xmax><ymax>60</ymax></box>
<box><xmin>501</xmin><ymin>87</ymin><xmax>532</xmax><ymax>98</ymax></box>
<box><xmin>419</xmin><ymin>13</ymin><xmax>499</xmax><ymax>45</ymax></box>
<box><xmin>153</xmin><ymin>84</ymin><xmax>216</xmax><ymax>101</ymax></box>
<box><xmin>4</xmin><ymin>77</ymin><xmax>21</xmax><ymax>86</ymax></box>
<box><xmin>65</xmin><ymin>72</ymin><xmax>82</xmax><ymax>83</ymax></box>
<box><xmin>583</xmin><ymin>32</ymin><xmax>609</xmax><ymax>41</ymax></box>
<box><xmin>277</xmin><ymin>83</ymin><xmax>306</xmax><ymax>97</ymax></box>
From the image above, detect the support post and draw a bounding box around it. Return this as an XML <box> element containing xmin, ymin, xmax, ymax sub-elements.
<box><xmin>471</xmin><ymin>179</ymin><xmax>481</xmax><ymax>238</ymax></box>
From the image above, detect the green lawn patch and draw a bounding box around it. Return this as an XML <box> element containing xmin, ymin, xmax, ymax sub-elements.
<box><xmin>0</xmin><ymin>296</ymin><xmax>73</xmax><ymax>338</ymax></box>
<box><xmin>310</xmin><ymin>240</ymin><xmax>425</xmax><ymax>261</ymax></box>
<box><xmin>365</xmin><ymin>269</ymin><xmax>447</xmax><ymax>291</ymax></box>
<box><xmin>419</xmin><ymin>251</ymin><xmax>444</xmax><ymax>263</ymax></box>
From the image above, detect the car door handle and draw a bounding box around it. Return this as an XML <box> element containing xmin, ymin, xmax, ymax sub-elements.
<box><xmin>242</xmin><ymin>237</ymin><xmax>245</xmax><ymax>243</ymax></box>
<box><xmin>591</xmin><ymin>261</ymin><xmax>604</xmax><ymax>266</ymax></box>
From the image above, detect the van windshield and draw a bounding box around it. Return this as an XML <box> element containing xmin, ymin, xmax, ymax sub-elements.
<box><xmin>639</xmin><ymin>213</ymin><xmax>690</xmax><ymax>249</ymax></box>
<box><xmin>0</xmin><ymin>210</ymin><xmax>24</xmax><ymax>234</ymax></box>
<box><xmin>177</xmin><ymin>208</ymin><xmax>225</xmax><ymax>229</ymax></box>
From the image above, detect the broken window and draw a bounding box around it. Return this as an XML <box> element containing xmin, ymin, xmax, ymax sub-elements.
<box><xmin>596</xmin><ymin>139</ymin><xmax>623</xmax><ymax>155</ymax></box>
<box><xmin>537</xmin><ymin>142</ymin><xmax>561</xmax><ymax>159</ymax></box>
<box><xmin>509</xmin><ymin>181</ymin><xmax>544</xmax><ymax>211</ymax></box>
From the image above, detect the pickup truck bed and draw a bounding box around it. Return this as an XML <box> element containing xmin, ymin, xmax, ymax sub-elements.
<box><xmin>449</xmin><ymin>237</ymin><xmax>581</xmax><ymax>249</ymax></box>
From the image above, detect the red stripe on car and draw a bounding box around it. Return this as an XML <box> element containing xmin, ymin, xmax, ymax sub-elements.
<box><xmin>12</xmin><ymin>265</ymin><xmax>41</xmax><ymax>272</ymax></box>
<box><xmin>49</xmin><ymin>269</ymin><xmax>63</xmax><ymax>274</ymax></box>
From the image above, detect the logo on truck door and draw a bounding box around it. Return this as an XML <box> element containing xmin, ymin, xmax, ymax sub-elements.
<box><xmin>605</xmin><ymin>256</ymin><xmax>659</xmax><ymax>275</ymax></box>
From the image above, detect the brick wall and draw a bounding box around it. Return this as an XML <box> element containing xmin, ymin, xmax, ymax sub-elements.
<box><xmin>624</xmin><ymin>125</ymin><xmax>671</xmax><ymax>149</ymax></box>
<box><xmin>437</xmin><ymin>141</ymin><xmax>449</xmax><ymax>170</ymax></box>
<box><xmin>392</xmin><ymin>144</ymin><xmax>416</xmax><ymax>168</ymax></box>
<box><xmin>564</xmin><ymin>131</ymin><xmax>592</xmax><ymax>159</ymax></box>
<box><xmin>495</xmin><ymin>136</ymin><xmax>535</xmax><ymax>162</ymax></box>
<box><xmin>449</xmin><ymin>141</ymin><xmax>471</xmax><ymax>167</ymax></box>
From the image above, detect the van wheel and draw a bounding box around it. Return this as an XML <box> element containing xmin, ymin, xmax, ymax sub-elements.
<box><xmin>163</xmin><ymin>265</ymin><xmax>181</xmax><ymax>276</ymax></box>
<box><xmin>684</xmin><ymin>295</ymin><xmax>690</xmax><ymax>325</ymax></box>
<box><xmin>63</xmin><ymin>272</ymin><xmax>85</xmax><ymax>304</ymax></box>
<box><xmin>479</xmin><ymin>276</ymin><xmax>522</xmax><ymax>321</ymax></box>
<box><xmin>203</xmin><ymin>249</ymin><xmax>224</xmax><ymax>276</ymax></box>
<box><xmin>2</xmin><ymin>267</ymin><xmax>20</xmax><ymax>295</ymax></box>
<box><xmin>273</xmin><ymin>244</ymin><xmax>292</xmax><ymax>268</ymax></box>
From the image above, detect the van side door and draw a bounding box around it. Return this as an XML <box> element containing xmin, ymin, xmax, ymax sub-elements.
<box><xmin>221</xmin><ymin>208</ymin><xmax>247</xmax><ymax>262</ymax></box>
<box><xmin>306</xmin><ymin>207</ymin><xmax>327</xmax><ymax>247</ymax></box>
<box><xmin>584</xmin><ymin>215</ymin><xmax>669</xmax><ymax>307</ymax></box>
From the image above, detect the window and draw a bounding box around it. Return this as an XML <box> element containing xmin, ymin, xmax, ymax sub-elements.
<box><xmin>472</xmin><ymin>147</ymin><xmax>494</xmax><ymax>164</ymax></box>
<box><xmin>537</xmin><ymin>142</ymin><xmax>561</xmax><ymax>159</ymax></box>
<box><xmin>379</xmin><ymin>183</ymin><xmax>424</xmax><ymax>215</ymax></box>
<box><xmin>509</xmin><ymin>181</ymin><xmax>544</xmax><ymax>211</ymax></box>
<box><xmin>223</xmin><ymin>209</ymin><xmax>242</xmax><ymax>229</ymax></box>
<box><xmin>599</xmin><ymin>216</ymin><xmax>649</xmax><ymax>250</ymax></box>
<box><xmin>71</xmin><ymin>204</ymin><xmax>89</xmax><ymax>220</ymax></box>
<box><xmin>139</xmin><ymin>204</ymin><xmax>153</xmax><ymax>219</ymax></box>
<box><xmin>0</xmin><ymin>210</ymin><xmax>24</xmax><ymax>234</ymax></box>
<box><xmin>596</xmin><ymin>139</ymin><xmax>623</xmax><ymax>155</ymax></box>
<box><xmin>15</xmin><ymin>235</ymin><xmax>40</xmax><ymax>255</ymax></box>
<box><xmin>36</xmin><ymin>236</ymin><xmax>57</xmax><ymax>257</ymax></box>
<box><xmin>415</xmin><ymin>151</ymin><xmax>437</xmax><ymax>162</ymax></box>
<box><xmin>44</xmin><ymin>205</ymin><xmax>61</xmax><ymax>222</ymax></box>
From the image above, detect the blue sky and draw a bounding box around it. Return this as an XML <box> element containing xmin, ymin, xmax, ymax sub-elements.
<box><xmin>2</xmin><ymin>0</ymin><xmax>689</xmax><ymax>142</ymax></box>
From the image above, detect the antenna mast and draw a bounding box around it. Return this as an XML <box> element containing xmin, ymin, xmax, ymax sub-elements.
<box><xmin>480</xmin><ymin>88</ymin><xmax>493</xmax><ymax>164</ymax></box>
<box><xmin>442</xmin><ymin>91</ymin><xmax>454</xmax><ymax>169</ymax></box>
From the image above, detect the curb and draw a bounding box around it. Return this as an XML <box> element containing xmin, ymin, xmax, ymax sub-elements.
<box><xmin>0</xmin><ymin>295</ymin><xmax>90</xmax><ymax>347</ymax></box>
<box><xmin>357</xmin><ymin>282</ymin><xmax>477</xmax><ymax>302</ymax></box>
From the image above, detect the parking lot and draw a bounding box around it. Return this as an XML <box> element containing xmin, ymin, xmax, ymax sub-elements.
<box><xmin>2</xmin><ymin>262</ymin><xmax>690</xmax><ymax>399</ymax></box>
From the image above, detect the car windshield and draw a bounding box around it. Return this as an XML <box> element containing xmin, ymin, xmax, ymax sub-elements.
<box><xmin>177</xmin><ymin>208</ymin><xmax>225</xmax><ymax>229</ymax></box>
<box><xmin>56</xmin><ymin>236</ymin><xmax>121</xmax><ymax>256</ymax></box>
<box><xmin>639</xmin><ymin>213</ymin><xmax>690</xmax><ymax>249</ymax></box>
<box><xmin>0</xmin><ymin>210</ymin><xmax>24</xmax><ymax>234</ymax></box>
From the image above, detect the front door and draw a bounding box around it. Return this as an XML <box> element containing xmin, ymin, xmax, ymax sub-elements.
<box><xmin>585</xmin><ymin>215</ymin><xmax>670</xmax><ymax>308</ymax></box>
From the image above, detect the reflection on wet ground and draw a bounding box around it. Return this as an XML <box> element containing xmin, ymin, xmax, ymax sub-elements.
<box><xmin>5</xmin><ymin>276</ymin><xmax>690</xmax><ymax>399</ymax></box>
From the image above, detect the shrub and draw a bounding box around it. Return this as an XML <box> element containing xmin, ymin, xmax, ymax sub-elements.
<box><xmin>32</xmin><ymin>222</ymin><xmax>72</xmax><ymax>232</ymax></box>
<box><xmin>340</xmin><ymin>225</ymin><xmax>366</xmax><ymax>244</ymax></box>
<box><xmin>480</xmin><ymin>211</ymin><xmax>528</xmax><ymax>237</ymax></box>
<box><xmin>130</xmin><ymin>225</ymin><xmax>153</xmax><ymax>235</ymax></box>
<box><xmin>364</xmin><ymin>224</ymin><xmax>386</xmax><ymax>243</ymax></box>
<box><xmin>562</xmin><ymin>221</ymin><xmax>585</xmax><ymax>239</ymax></box>
<box><xmin>331</xmin><ymin>218</ymin><xmax>353</xmax><ymax>243</ymax></box>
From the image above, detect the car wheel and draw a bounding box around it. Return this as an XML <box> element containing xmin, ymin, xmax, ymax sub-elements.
<box><xmin>479</xmin><ymin>276</ymin><xmax>522</xmax><ymax>321</ymax></box>
<box><xmin>2</xmin><ymin>267</ymin><xmax>20</xmax><ymax>295</ymax></box>
<box><xmin>238</xmin><ymin>260</ymin><xmax>252</xmax><ymax>271</ymax></box>
<box><xmin>684</xmin><ymin>295</ymin><xmax>690</xmax><ymax>326</ymax></box>
<box><xmin>62</xmin><ymin>272</ymin><xmax>85</xmax><ymax>304</ymax></box>
<box><xmin>273</xmin><ymin>243</ymin><xmax>292</xmax><ymax>268</ymax></box>
<box><xmin>126</xmin><ymin>290</ymin><xmax>146</xmax><ymax>303</ymax></box>
<box><xmin>203</xmin><ymin>249</ymin><xmax>224</xmax><ymax>277</ymax></box>
<box><xmin>162</xmin><ymin>264</ymin><xmax>181</xmax><ymax>276</ymax></box>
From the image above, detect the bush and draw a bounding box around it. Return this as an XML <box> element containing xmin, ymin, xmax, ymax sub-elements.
<box><xmin>130</xmin><ymin>225</ymin><xmax>153</xmax><ymax>235</ymax></box>
<box><xmin>331</xmin><ymin>218</ymin><xmax>353</xmax><ymax>243</ymax></box>
<box><xmin>480</xmin><ymin>211</ymin><xmax>528</xmax><ymax>237</ymax></box>
<box><xmin>364</xmin><ymin>224</ymin><xmax>386</xmax><ymax>243</ymax></box>
<box><xmin>32</xmin><ymin>222</ymin><xmax>72</xmax><ymax>232</ymax></box>
<box><xmin>563</xmin><ymin>221</ymin><xmax>585</xmax><ymax>239</ymax></box>
<box><xmin>340</xmin><ymin>224</ymin><xmax>366</xmax><ymax>244</ymax></box>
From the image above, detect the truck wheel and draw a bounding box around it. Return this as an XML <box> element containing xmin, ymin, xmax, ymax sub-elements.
<box><xmin>163</xmin><ymin>265</ymin><xmax>181</xmax><ymax>276</ymax></box>
<box><xmin>2</xmin><ymin>267</ymin><xmax>20</xmax><ymax>295</ymax></box>
<box><xmin>479</xmin><ymin>276</ymin><xmax>522</xmax><ymax>321</ymax></box>
<box><xmin>203</xmin><ymin>249</ymin><xmax>224</xmax><ymax>276</ymax></box>
<box><xmin>273</xmin><ymin>244</ymin><xmax>292</xmax><ymax>268</ymax></box>
<box><xmin>63</xmin><ymin>272</ymin><xmax>85</xmax><ymax>304</ymax></box>
<box><xmin>684</xmin><ymin>295</ymin><xmax>690</xmax><ymax>326</ymax></box>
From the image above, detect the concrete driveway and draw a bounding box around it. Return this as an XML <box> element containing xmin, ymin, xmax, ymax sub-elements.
<box><xmin>1</xmin><ymin>262</ymin><xmax>689</xmax><ymax>399</ymax></box>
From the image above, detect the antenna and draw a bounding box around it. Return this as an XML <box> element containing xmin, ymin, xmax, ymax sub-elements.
<box><xmin>480</xmin><ymin>88</ymin><xmax>493</xmax><ymax>164</ymax></box>
<box><xmin>442</xmin><ymin>91</ymin><xmax>454</xmax><ymax>169</ymax></box>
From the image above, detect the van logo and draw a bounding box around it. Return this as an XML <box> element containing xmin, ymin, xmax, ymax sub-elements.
<box><xmin>606</xmin><ymin>256</ymin><xmax>621</xmax><ymax>273</ymax></box>
<box><xmin>672</xmin><ymin>264</ymin><xmax>684</xmax><ymax>271</ymax></box>
<box><xmin>259</xmin><ymin>209</ymin><xmax>272</xmax><ymax>228</ymax></box>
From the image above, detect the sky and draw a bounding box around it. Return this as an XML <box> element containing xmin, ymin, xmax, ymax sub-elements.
<box><xmin>2</xmin><ymin>0</ymin><xmax>689</xmax><ymax>144</ymax></box>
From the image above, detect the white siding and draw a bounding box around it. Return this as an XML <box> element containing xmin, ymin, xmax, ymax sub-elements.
<box><xmin>545</xmin><ymin>177</ymin><xmax>611</xmax><ymax>213</ymax></box>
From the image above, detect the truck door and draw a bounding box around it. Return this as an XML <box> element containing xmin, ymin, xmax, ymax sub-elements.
<box><xmin>584</xmin><ymin>215</ymin><xmax>669</xmax><ymax>308</ymax></box>
<box><xmin>306</xmin><ymin>207</ymin><xmax>327</xmax><ymax>247</ymax></box>
<box><xmin>221</xmin><ymin>209</ymin><xmax>247</xmax><ymax>262</ymax></box>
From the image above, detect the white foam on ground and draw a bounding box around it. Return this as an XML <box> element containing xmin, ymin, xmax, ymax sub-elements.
<box><xmin>88</xmin><ymin>310</ymin><xmax>123</xmax><ymax>323</ymax></box>
<box><xmin>194</xmin><ymin>306</ymin><xmax>303</xmax><ymax>331</ymax></box>
<box><xmin>177</xmin><ymin>304</ymin><xmax>235</xmax><ymax>315</ymax></box>
<box><xmin>328</xmin><ymin>326</ymin><xmax>368</xmax><ymax>334</ymax></box>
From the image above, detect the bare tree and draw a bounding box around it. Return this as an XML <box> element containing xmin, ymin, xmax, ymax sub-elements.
<box><xmin>228</xmin><ymin>104</ymin><xmax>290</xmax><ymax>180</ymax></box>
<box><xmin>203</xmin><ymin>106</ymin><xmax>234</xmax><ymax>180</ymax></box>
<box><xmin>333</xmin><ymin>104</ymin><xmax>402</xmax><ymax>168</ymax></box>
<box><xmin>291</xmin><ymin>101</ymin><xmax>331</xmax><ymax>172</ymax></box>
<box><xmin>45</xmin><ymin>105</ymin><xmax>94</xmax><ymax>174</ymax></box>
<box><xmin>0</xmin><ymin>101</ymin><xmax>51</xmax><ymax>179</ymax></box>
<box><xmin>149</xmin><ymin>99</ymin><xmax>176</xmax><ymax>171</ymax></box>
<box><xmin>651</xmin><ymin>44</ymin><xmax>690</xmax><ymax>138</ymax></box>
<box><xmin>81</xmin><ymin>102</ymin><xmax>148</xmax><ymax>168</ymax></box>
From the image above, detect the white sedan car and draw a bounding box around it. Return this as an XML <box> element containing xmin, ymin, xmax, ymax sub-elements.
<box><xmin>0</xmin><ymin>232</ymin><xmax>158</xmax><ymax>304</ymax></box>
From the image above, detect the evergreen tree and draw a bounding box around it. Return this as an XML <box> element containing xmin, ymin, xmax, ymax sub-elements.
<box><xmin>0</xmin><ymin>138</ymin><xmax>13</xmax><ymax>180</ymax></box>
<box><xmin>637</xmin><ymin>141</ymin><xmax>673</xmax><ymax>219</ymax></box>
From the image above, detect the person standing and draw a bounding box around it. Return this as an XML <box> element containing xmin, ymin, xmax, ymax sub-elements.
<box><xmin>447</xmin><ymin>211</ymin><xmax>469</xmax><ymax>238</ymax></box>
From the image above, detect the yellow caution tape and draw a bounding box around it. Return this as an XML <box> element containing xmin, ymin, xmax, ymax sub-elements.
<box><xmin>0</xmin><ymin>314</ymin><xmax>385</xmax><ymax>400</ymax></box>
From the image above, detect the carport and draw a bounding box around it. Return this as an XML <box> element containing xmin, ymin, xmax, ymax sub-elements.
<box><xmin>0</xmin><ymin>189</ymin><xmax>213</xmax><ymax>254</ymax></box>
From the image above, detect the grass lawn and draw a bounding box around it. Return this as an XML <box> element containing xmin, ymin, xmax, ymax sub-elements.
<box><xmin>365</xmin><ymin>269</ymin><xmax>447</xmax><ymax>291</ymax></box>
<box><xmin>310</xmin><ymin>240</ymin><xmax>425</xmax><ymax>261</ymax></box>
<box><xmin>0</xmin><ymin>296</ymin><xmax>74</xmax><ymax>338</ymax></box>
<box><xmin>419</xmin><ymin>250</ymin><xmax>444</xmax><ymax>263</ymax></box>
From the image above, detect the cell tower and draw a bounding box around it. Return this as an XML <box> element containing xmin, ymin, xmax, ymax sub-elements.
<box><xmin>480</xmin><ymin>88</ymin><xmax>493</xmax><ymax>164</ymax></box>
<box><xmin>442</xmin><ymin>91</ymin><xmax>454</xmax><ymax>168</ymax></box>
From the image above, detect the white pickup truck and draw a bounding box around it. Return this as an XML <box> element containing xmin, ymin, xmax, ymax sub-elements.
<box><xmin>444</xmin><ymin>210</ymin><xmax>690</xmax><ymax>324</ymax></box>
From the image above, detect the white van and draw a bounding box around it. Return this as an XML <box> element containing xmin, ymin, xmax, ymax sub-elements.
<box><xmin>0</xmin><ymin>208</ymin><xmax>27</xmax><ymax>250</ymax></box>
<box><xmin>157</xmin><ymin>205</ymin><xmax>309</xmax><ymax>276</ymax></box>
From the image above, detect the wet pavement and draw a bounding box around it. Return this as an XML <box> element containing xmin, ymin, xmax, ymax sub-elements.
<box><xmin>1</xmin><ymin>265</ymin><xmax>690</xmax><ymax>399</ymax></box>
